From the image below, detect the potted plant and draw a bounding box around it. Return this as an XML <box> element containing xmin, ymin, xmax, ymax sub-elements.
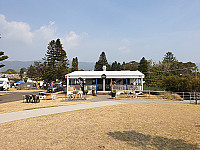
<box><xmin>92</xmin><ymin>90</ymin><xmax>96</xmax><ymax>96</ymax></box>
<box><xmin>111</xmin><ymin>89</ymin><xmax>116</xmax><ymax>97</ymax></box>
<box><xmin>84</xmin><ymin>90</ymin><xmax>88</xmax><ymax>95</ymax></box>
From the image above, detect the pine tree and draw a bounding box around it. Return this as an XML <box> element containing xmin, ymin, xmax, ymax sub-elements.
<box><xmin>27</xmin><ymin>65</ymin><xmax>36</xmax><ymax>79</ymax></box>
<box><xmin>94</xmin><ymin>51</ymin><xmax>108</xmax><ymax>71</ymax></box>
<box><xmin>138</xmin><ymin>57</ymin><xmax>148</xmax><ymax>76</ymax></box>
<box><xmin>43</xmin><ymin>39</ymin><xmax>69</xmax><ymax>82</ymax></box>
<box><xmin>72</xmin><ymin>57</ymin><xmax>78</xmax><ymax>72</ymax></box>
<box><xmin>111</xmin><ymin>61</ymin><xmax>121</xmax><ymax>71</ymax></box>
<box><xmin>163</xmin><ymin>52</ymin><xmax>177</xmax><ymax>63</ymax></box>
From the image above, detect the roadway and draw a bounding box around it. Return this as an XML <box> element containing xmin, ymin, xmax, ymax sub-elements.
<box><xmin>0</xmin><ymin>91</ymin><xmax>42</xmax><ymax>104</ymax></box>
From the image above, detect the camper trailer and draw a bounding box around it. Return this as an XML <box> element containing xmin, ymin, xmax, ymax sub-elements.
<box><xmin>0</xmin><ymin>78</ymin><xmax>10</xmax><ymax>91</ymax></box>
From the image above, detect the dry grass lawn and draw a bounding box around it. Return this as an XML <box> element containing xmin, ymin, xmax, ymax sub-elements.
<box><xmin>116</xmin><ymin>94</ymin><xmax>168</xmax><ymax>101</ymax></box>
<box><xmin>0</xmin><ymin>95</ymin><xmax>93</xmax><ymax>113</ymax></box>
<box><xmin>0</xmin><ymin>103</ymin><xmax>199</xmax><ymax>149</ymax></box>
<box><xmin>115</xmin><ymin>93</ymin><xmax>183</xmax><ymax>101</ymax></box>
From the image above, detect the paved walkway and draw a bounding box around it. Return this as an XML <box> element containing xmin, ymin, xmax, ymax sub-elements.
<box><xmin>0</xmin><ymin>95</ymin><xmax>190</xmax><ymax>124</ymax></box>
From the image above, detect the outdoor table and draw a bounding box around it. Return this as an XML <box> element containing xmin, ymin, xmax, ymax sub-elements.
<box><xmin>23</xmin><ymin>95</ymin><xmax>40</xmax><ymax>103</ymax></box>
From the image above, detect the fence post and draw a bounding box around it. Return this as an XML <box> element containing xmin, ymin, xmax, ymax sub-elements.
<box><xmin>164</xmin><ymin>90</ymin><xmax>166</xmax><ymax>99</ymax></box>
<box><xmin>195</xmin><ymin>92</ymin><xmax>198</xmax><ymax>104</ymax></box>
<box><xmin>65</xmin><ymin>88</ymin><xmax>66</xmax><ymax>101</ymax></box>
<box><xmin>183</xmin><ymin>92</ymin><xmax>184</xmax><ymax>100</ymax></box>
<box><xmin>172</xmin><ymin>92</ymin><xmax>173</xmax><ymax>100</ymax></box>
<box><xmin>149</xmin><ymin>89</ymin><xmax>150</xmax><ymax>99</ymax></box>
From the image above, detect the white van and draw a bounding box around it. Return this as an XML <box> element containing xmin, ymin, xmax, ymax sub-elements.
<box><xmin>0</xmin><ymin>78</ymin><xmax>10</xmax><ymax>91</ymax></box>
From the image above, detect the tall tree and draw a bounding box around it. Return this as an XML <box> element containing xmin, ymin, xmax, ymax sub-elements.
<box><xmin>0</xmin><ymin>35</ymin><xmax>8</xmax><ymax>68</ymax></box>
<box><xmin>162</xmin><ymin>52</ymin><xmax>177</xmax><ymax>63</ymax></box>
<box><xmin>111</xmin><ymin>61</ymin><xmax>121</xmax><ymax>71</ymax></box>
<box><xmin>94</xmin><ymin>51</ymin><xmax>109</xmax><ymax>71</ymax></box>
<box><xmin>138</xmin><ymin>57</ymin><xmax>148</xmax><ymax>76</ymax></box>
<box><xmin>27</xmin><ymin>61</ymin><xmax>48</xmax><ymax>81</ymax></box>
<box><xmin>27</xmin><ymin>62</ymin><xmax>43</xmax><ymax>80</ymax></box>
<box><xmin>20</xmin><ymin>67</ymin><xmax>27</xmax><ymax>79</ymax></box>
<box><xmin>27</xmin><ymin>65</ymin><xmax>36</xmax><ymax>80</ymax></box>
<box><xmin>43</xmin><ymin>39</ymin><xmax>69</xmax><ymax>82</ymax></box>
<box><xmin>72</xmin><ymin>57</ymin><xmax>78</xmax><ymax>72</ymax></box>
<box><xmin>121</xmin><ymin>61</ymin><xmax>138</xmax><ymax>71</ymax></box>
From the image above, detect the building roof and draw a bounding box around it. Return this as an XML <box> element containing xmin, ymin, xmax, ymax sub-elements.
<box><xmin>66</xmin><ymin>70</ymin><xmax>144</xmax><ymax>79</ymax></box>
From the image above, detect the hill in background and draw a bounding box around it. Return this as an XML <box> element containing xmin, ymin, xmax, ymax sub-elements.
<box><xmin>0</xmin><ymin>60</ymin><xmax>95</xmax><ymax>72</ymax></box>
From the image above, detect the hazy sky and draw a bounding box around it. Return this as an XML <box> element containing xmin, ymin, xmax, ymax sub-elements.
<box><xmin>0</xmin><ymin>0</ymin><xmax>200</xmax><ymax>63</ymax></box>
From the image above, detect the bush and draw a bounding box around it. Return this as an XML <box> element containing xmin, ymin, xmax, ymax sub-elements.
<box><xmin>160</xmin><ymin>75</ymin><xmax>200</xmax><ymax>92</ymax></box>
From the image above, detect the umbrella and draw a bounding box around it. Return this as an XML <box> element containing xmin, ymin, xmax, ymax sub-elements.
<box><xmin>16</xmin><ymin>80</ymin><xmax>25</xmax><ymax>83</ymax></box>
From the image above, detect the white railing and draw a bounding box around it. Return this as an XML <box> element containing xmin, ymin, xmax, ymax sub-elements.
<box><xmin>112</xmin><ymin>85</ymin><xmax>142</xmax><ymax>91</ymax></box>
<box><xmin>68</xmin><ymin>84</ymin><xmax>142</xmax><ymax>91</ymax></box>
<box><xmin>68</xmin><ymin>84</ymin><xmax>96</xmax><ymax>91</ymax></box>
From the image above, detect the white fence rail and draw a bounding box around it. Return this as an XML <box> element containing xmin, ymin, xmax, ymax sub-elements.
<box><xmin>68</xmin><ymin>84</ymin><xmax>142</xmax><ymax>91</ymax></box>
<box><xmin>172</xmin><ymin>92</ymin><xmax>200</xmax><ymax>101</ymax></box>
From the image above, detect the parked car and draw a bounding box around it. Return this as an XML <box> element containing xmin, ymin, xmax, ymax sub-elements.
<box><xmin>47</xmin><ymin>84</ymin><xmax>63</xmax><ymax>93</ymax></box>
<box><xmin>0</xmin><ymin>78</ymin><xmax>10</xmax><ymax>91</ymax></box>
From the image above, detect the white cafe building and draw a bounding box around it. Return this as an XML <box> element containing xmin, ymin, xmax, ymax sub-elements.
<box><xmin>65</xmin><ymin>66</ymin><xmax>145</xmax><ymax>94</ymax></box>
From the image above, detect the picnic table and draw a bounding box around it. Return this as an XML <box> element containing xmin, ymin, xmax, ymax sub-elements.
<box><xmin>23</xmin><ymin>93</ymin><xmax>56</xmax><ymax>103</ymax></box>
<box><xmin>23</xmin><ymin>95</ymin><xmax>40</xmax><ymax>103</ymax></box>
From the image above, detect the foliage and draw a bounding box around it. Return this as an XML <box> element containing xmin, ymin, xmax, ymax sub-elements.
<box><xmin>27</xmin><ymin>39</ymin><xmax>69</xmax><ymax>82</ymax></box>
<box><xmin>110</xmin><ymin>61</ymin><xmax>121</xmax><ymax>71</ymax></box>
<box><xmin>19</xmin><ymin>67</ymin><xmax>26</xmax><ymax>79</ymax></box>
<box><xmin>72</xmin><ymin>57</ymin><xmax>78</xmax><ymax>72</ymax></box>
<box><xmin>26</xmin><ymin>62</ymin><xmax>46</xmax><ymax>81</ymax></box>
<box><xmin>190</xmin><ymin>79</ymin><xmax>200</xmax><ymax>92</ymax></box>
<box><xmin>121</xmin><ymin>61</ymin><xmax>138</xmax><ymax>71</ymax></box>
<box><xmin>162</xmin><ymin>51</ymin><xmax>177</xmax><ymax>63</ymax></box>
<box><xmin>85</xmin><ymin>90</ymin><xmax>88</xmax><ymax>94</ymax></box>
<box><xmin>4</xmin><ymin>69</ymin><xmax>17</xmax><ymax>74</ymax></box>
<box><xmin>94</xmin><ymin>51</ymin><xmax>109</xmax><ymax>71</ymax></box>
<box><xmin>9</xmin><ymin>78</ymin><xmax>20</xmax><ymax>82</ymax></box>
<box><xmin>160</xmin><ymin>76</ymin><xmax>189</xmax><ymax>92</ymax></box>
<box><xmin>42</xmin><ymin>39</ymin><xmax>69</xmax><ymax>82</ymax></box>
<box><xmin>160</xmin><ymin>76</ymin><xmax>200</xmax><ymax>92</ymax></box>
<box><xmin>144</xmin><ymin>75</ymin><xmax>158</xmax><ymax>87</ymax></box>
<box><xmin>0</xmin><ymin>35</ymin><xmax>8</xmax><ymax>68</ymax></box>
<box><xmin>112</xmin><ymin>89</ymin><xmax>116</xmax><ymax>93</ymax></box>
<box><xmin>144</xmin><ymin>52</ymin><xmax>199</xmax><ymax>92</ymax></box>
<box><xmin>138</xmin><ymin>57</ymin><xmax>148</xmax><ymax>76</ymax></box>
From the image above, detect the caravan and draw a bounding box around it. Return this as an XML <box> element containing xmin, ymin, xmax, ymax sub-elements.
<box><xmin>0</xmin><ymin>78</ymin><xmax>10</xmax><ymax>91</ymax></box>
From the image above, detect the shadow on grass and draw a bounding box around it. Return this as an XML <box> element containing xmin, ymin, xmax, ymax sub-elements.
<box><xmin>107</xmin><ymin>130</ymin><xmax>199</xmax><ymax>150</ymax></box>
